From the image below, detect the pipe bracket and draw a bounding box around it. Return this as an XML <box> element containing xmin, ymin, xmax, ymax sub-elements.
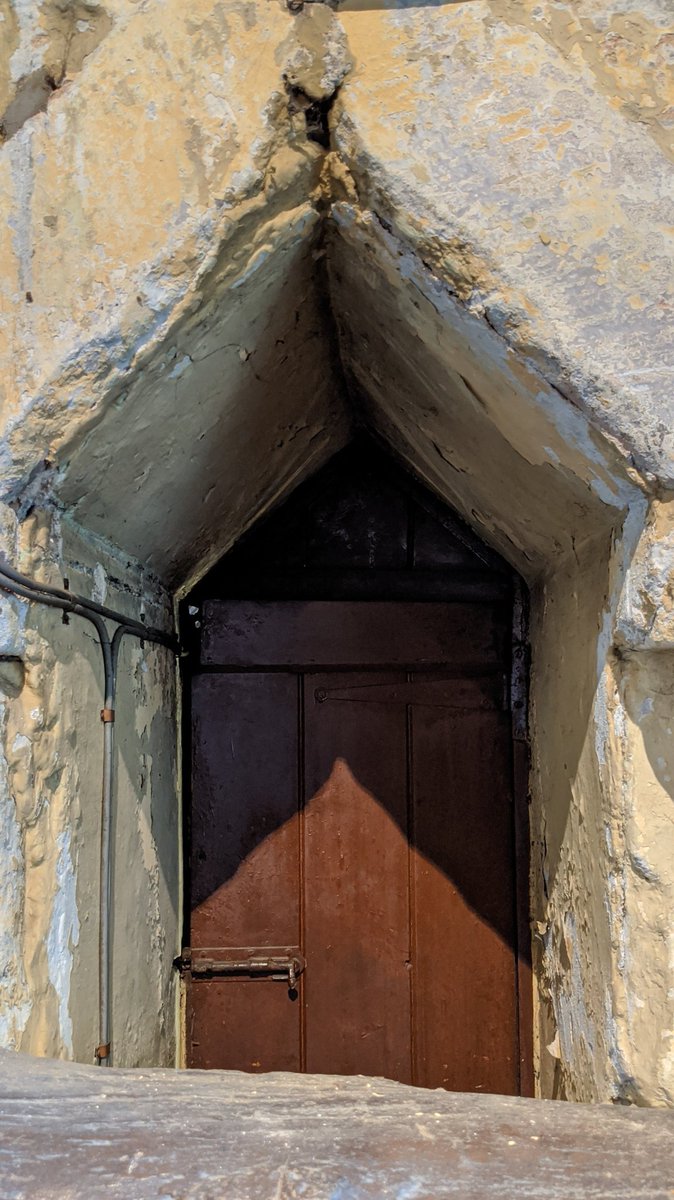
<box><xmin>95</xmin><ymin>1043</ymin><xmax>110</xmax><ymax>1060</ymax></box>
<box><xmin>100</xmin><ymin>708</ymin><xmax>115</xmax><ymax>724</ymax></box>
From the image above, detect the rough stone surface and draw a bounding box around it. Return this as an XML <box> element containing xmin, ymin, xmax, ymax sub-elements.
<box><xmin>281</xmin><ymin>4</ymin><xmax>353</xmax><ymax>101</ymax></box>
<box><xmin>0</xmin><ymin>511</ymin><xmax>178</xmax><ymax>1067</ymax></box>
<box><xmin>0</xmin><ymin>1051</ymin><xmax>673</xmax><ymax>1199</ymax></box>
<box><xmin>334</xmin><ymin>0</ymin><xmax>674</xmax><ymax>483</ymax></box>
<box><xmin>0</xmin><ymin>0</ymin><xmax>672</xmax><ymax>1108</ymax></box>
<box><xmin>0</xmin><ymin>0</ymin><xmax>114</xmax><ymax>139</ymax></box>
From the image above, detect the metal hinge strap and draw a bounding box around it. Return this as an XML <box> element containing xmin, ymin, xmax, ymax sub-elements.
<box><xmin>314</xmin><ymin>676</ymin><xmax>506</xmax><ymax>710</ymax></box>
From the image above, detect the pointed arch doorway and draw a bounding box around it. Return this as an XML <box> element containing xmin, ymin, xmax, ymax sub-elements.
<box><xmin>180</xmin><ymin>439</ymin><xmax>532</xmax><ymax>1096</ymax></box>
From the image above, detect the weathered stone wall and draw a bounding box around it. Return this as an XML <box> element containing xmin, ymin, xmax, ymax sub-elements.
<box><xmin>0</xmin><ymin>503</ymin><xmax>178</xmax><ymax>1065</ymax></box>
<box><xmin>0</xmin><ymin>0</ymin><xmax>672</xmax><ymax>1101</ymax></box>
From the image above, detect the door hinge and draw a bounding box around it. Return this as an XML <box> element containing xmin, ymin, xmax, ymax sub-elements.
<box><xmin>314</xmin><ymin>675</ymin><xmax>506</xmax><ymax>710</ymax></box>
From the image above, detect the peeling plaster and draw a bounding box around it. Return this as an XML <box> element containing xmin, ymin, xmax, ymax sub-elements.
<box><xmin>46</xmin><ymin>831</ymin><xmax>79</xmax><ymax>1058</ymax></box>
<box><xmin>0</xmin><ymin>724</ymin><xmax>31</xmax><ymax>1047</ymax></box>
<box><xmin>554</xmin><ymin>912</ymin><xmax>597</xmax><ymax>1079</ymax></box>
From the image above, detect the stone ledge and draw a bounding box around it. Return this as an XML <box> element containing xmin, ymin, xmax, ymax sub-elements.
<box><xmin>0</xmin><ymin>1051</ymin><xmax>672</xmax><ymax>1198</ymax></box>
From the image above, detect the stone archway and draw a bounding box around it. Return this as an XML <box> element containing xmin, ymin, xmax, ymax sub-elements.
<box><xmin>0</xmin><ymin>0</ymin><xmax>672</xmax><ymax>1105</ymax></box>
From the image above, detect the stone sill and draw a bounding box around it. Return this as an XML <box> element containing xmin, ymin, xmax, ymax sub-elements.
<box><xmin>0</xmin><ymin>1051</ymin><xmax>672</xmax><ymax>1198</ymax></box>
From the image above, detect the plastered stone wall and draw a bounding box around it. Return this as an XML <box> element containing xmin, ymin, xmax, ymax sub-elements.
<box><xmin>0</xmin><ymin>0</ymin><xmax>672</xmax><ymax>1101</ymax></box>
<box><xmin>0</xmin><ymin>502</ymin><xmax>177</xmax><ymax>1065</ymax></box>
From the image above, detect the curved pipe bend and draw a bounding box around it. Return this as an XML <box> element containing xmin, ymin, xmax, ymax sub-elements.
<box><xmin>0</xmin><ymin>557</ymin><xmax>176</xmax><ymax>649</ymax></box>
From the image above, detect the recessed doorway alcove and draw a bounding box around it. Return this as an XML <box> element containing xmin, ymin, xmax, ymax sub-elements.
<box><xmin>0</xmin><ymin>76</ymin><xmax>658</xmax><ymax>1102</ymax></box>
<box><xmin>180</xmin><ymin>439</ymin><xmax>533</xmax><ymax>1096</ymax></box>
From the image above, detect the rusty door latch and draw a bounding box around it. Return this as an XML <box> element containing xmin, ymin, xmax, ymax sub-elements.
<box><xmin>175</xmin><ymin>948</ymin><xmax>305</xmax><ymax>988</ymax></box>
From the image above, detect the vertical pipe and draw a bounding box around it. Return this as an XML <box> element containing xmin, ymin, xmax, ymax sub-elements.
<box><xmin>96</xmin><ymin>625</ymin><xmax>131</xmax><ymax>1067</ymax></box>
<box><xmin>0</xmin><ymin>565</ymin><xmax>176</xmax><ymax>1067</ymax></box>
<box><xmin>97</xmin><ymin>716</ymin><xmax>114</xmax><ymax>1065</ymax></box>
<box><xmin>93</xmin><ymin>617</ymin><xmax>114</xmax><ymax>1067</ymax></box>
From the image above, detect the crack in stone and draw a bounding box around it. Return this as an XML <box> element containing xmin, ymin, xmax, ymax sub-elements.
<box><xmin>285</xmin><ymin>79</ymin><xmax>339</xmax><ymax>149</ymax></box>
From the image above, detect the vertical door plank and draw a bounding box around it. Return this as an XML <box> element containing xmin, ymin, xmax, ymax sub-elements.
<box><xmin>303</xmin><ymin>672</ymin><xmax>412</xmax><ymax>1083</ymax></box>
<box><xmin>188</xmin><ymin>978</ymin><xmax>301</xmax><ymax>1073</ymax></box>
<box><xmin>411</xmin><ymin>701</ymin><xmax>519</xmax><ymax>1095</ymax></box>
<box><xmin>188</xmin><ymin>672</ymin><xmax>301</xmax><ymax>1070</ymax></box>
<box><xmin>190</xmin><ymin>672</ymin><xmax>300</xmax><ymax>946</ymax></box>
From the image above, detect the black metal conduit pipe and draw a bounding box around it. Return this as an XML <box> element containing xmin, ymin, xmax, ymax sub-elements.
<box><xmin>0</xmin><ymin>559</ymin><xmax>178</xmax><ymax>1067</ymax></box>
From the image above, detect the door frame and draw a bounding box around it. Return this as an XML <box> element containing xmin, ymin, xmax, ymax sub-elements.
<box><xmin>511</xmin><ymin>577</ymin><xmax>533</xmax><ymax>1096</ymax></box>
<box><xmin>178</xmin><ymin>582</ymin><xmax>533</xmax><ymax>1092</ymax></box>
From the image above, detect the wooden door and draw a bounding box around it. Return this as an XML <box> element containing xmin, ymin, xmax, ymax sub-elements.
<box><xmin>185</xmin><ymin>599</ymin><xmax>527</xmax><ymax>1094</ymax></box>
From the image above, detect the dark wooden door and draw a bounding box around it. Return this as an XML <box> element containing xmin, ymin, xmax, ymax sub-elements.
<box><xmin>186</xmin><ymin>600</ymin><xmax>525</xmax><ymax>1094</ymax></box>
